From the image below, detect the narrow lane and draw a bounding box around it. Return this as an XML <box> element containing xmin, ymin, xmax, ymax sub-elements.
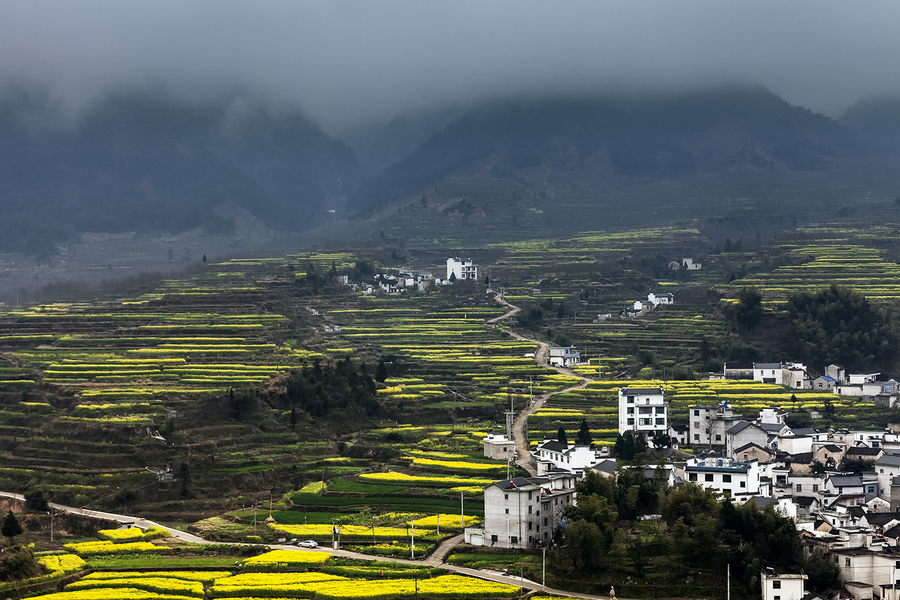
<box><xmin>486</xmin><ymin>292</ymin><xmax>594</xmax><ymax>475</ymax></box>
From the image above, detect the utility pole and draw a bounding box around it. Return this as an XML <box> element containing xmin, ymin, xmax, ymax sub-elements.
<box><xmin>460</xmin><ymin>491</ymin><xmax>464</xmax><ymax>528</ymax></box>
<box><xmin>411</xmin><ymin>518</ymin><xmax>415</xmax><ymax>559</ymax></box>
<box><xmin>542</xmin><ymin>547</ymin><xmax>546</xmax><ymax>588</ymax></box>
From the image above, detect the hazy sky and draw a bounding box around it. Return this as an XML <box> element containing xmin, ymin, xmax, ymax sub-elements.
<box><xmin>2</xmin><ymin>1</ymin><xmax>899</xmax><ymax>132</ymax></box>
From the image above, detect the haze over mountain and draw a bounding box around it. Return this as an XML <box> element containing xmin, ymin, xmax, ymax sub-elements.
<box><xmin>0</xmin><ymin>88</ymin><xmax>358</xmax><ymax>255</ymax></box>
<box><xmin>840</xmin><ymin>96</ymin><xmax>900</xmax><ymax>154</ymax></box>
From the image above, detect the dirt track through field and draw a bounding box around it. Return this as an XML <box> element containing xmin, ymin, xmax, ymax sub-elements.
<box><xmin>486</xmin><ymin>292</ymin><xmax>594</xmax><ymax>476</ymax></box>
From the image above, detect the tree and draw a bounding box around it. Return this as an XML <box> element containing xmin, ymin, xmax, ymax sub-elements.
<box><xmin>575</xmin><ymin>419</ymin><xmax>592</xmax><ymax>446</ymax></box>
<box><xmin>24</xmin><ymin>490</ymin><xmax>48</xmax><ymax>512</ymax></box>
<box><xmin>202</xmin><ymin>254</ymin><xmax>207</xmax><ymax>263</ymax></box>
<box><xmin>449</xmin><ymin>271</ymin><xmax>456</xmax><ymax>282</ymax></box>
<box><xmin>733</xmin><ymin>287</ymin><xmax>763</xmax><ymax>330</ymax></box>
<box><xmin>557</xmin><ymin>426</ymin><xmax>569</xmax><ymax>446</ymax></box>
<box><xmin>375</xmin><ymin>360</ymin><xmax>388</xmax><ymax>383</ymax></box>
<box><xmin>289</xmin><ymin>406</ymin><xmax>297</xmax><ymax>431</ymax></box>
<box><xmin>179</xmin><ymin>462</ymin><xmax>191</xmax><ymax>497</ymax></box>
<box><xmin>2</xmin><ymin>510</ymin><xmax>22</xmax><ymax>541</ymax></box>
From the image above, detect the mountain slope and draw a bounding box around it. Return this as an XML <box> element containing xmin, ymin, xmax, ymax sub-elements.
<box><xmin>839</xmin><ymin>95</ymin><xmax>900</xmax><ymax>153</ymax></box>
<box><xmin>349</xmin><ymin>86</ymin><xmax>856</xmax><ymax>214</ymax></box>
<box><xmin>0</xmin><ymin>88</ymin><xmax>359</xmax><ymax>255</ymax></box>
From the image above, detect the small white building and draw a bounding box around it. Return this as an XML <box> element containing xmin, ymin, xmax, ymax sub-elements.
<box><xmin>647</xmin><ymin>292</ymin><xmax>674</xmax><ymax>306</ymax></box>
<box><xmin>754</xmin><ymin>363</ymin><xmax>783</xmax><ymax>385</ymax></box>
<box><xmin>483</xmin><ymin>433</ymin><xmax>515</xmax><ymax>460</ymax></box>
<box><xmin>482</xmin><ymin>474</ymin><xmax>576</xmax><ymax>549</ymax></box>
<box><xmin>532</xmin><ymin>440</ymin><xmax>601</xmax><ymax>477</ymax></box>
<box><xmin>689</xmin><ymin>403</ymin><xmax>742</xmax><ymax>447</ymax></box>
<box><xmin>760</xmin><ymin>569</ymin><xmax>807</xmax><ymax>600</ymax></box>
<box><xmin>619</xmin><ymin>387</ymin><xmax>667</xmax><ymax>438</ymax></box>
<box><xmin>682</xmin><ymin>258</ymin><xmax>702</xmax><ymax>270</ymax></box>
<box><xmin>548</xmin><ymin>346</ymin><xmax>580</xmax><ymax>368</ymax></box>
<box><xmin>446</xmin><ymin>257</ymin><xmax>478</xmax><ymax>281</ymax></box>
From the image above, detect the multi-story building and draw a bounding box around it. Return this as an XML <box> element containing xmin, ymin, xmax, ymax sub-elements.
<box><xmin>548</xmin><ymin>346</ymin><xmax>580</xmax><ymax>368</ymax></box>
<box><xmin>532</xmin><ymin>439</ymin><xmax>603</xmax><ymax>477</ymax></box>
<box><xmin>618</xmin><ymin>387</ymin><xmax>667</xmax><ymax>439</ymax></box>
<box><xmin>482</xmin><ymin>473</ymin><xmax>576</xmax><ymax>549</ymax></box>
<box><xmin>446</xmin><ymin>257</ymin><xmax>478</xmax><ymax>281</ymax></box>
<box><xmin>689</xmin><ymin>403</ymin><xmax>742</xmax><ymax>447</ymax></box>
<box><xmin>754</xmin><ymin>363</ymin><xmax>783</xmax><ymax>385</ymax></box>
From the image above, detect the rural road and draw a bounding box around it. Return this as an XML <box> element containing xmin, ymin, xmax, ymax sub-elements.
<box><xmin>487</xmin><ymin>293</ymin><xmax>594</xmax><ymax>475</ymax></box>
<box><xmin>0</xmin><ymin>491</ymin><xmax>615</xmax><ymax>600</ymax></box>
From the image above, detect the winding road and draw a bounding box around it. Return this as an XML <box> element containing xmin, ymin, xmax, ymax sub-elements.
<box><xmin>487</xmin><ymin>292</ymin><xmax>594</xmax><ymax>475</ymax></box>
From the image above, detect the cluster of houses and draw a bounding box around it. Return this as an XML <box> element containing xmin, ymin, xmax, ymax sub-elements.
<box><xmin>473</xmin><ymin>363</ymin><xmax>900</xmax><ymax>600</ymax></box>
<box><xmin>624</xmin><ymin>292</ymin><xmax>675</xmax><ymax>317</ymax></box>
<box><xmin>346</xmin><ymin>257</ymin><xmax>479</xmax><ymax>295</ymax></box>
<box><xmin>669</xmin><ymin>257</ymin><xmax>702</xmax><ymax>271</ymax></box>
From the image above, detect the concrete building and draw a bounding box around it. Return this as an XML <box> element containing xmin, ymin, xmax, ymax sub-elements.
<box><xmin>760</xmin><ymin>569</ymin><xmax>807</xmax><ymax>600</ymax></box>
<box><xmin>532</xmin><ymin>440</ymin><xmax>601</xmax><ymax>477</ymax></box>
<box><xmin>483</xmin><ymin>433</ymin><xmax>515</xmax><ymax>460</ymax></box>
<box><xmin>689</xmin><ymin>403</ymin><xmax>742</xmax><ymax>447</ymax></box>
<box><xmin>548</xmin><ymin>346</ymin><xmax>580</xmax><ymax>368</ymax></box>
<box><xmin>683</xmin><ymin>457</ymin><xmax>761</xmax><ymax>500</ymax></box>
<box><xmin>726</xmin><ymin>421</ymin><xmax>768</xmax><ymax>459</ymax></box>
<box><xmin>446</xmin><ymin>257</ymin><xmax>478</xmax><ymax>281</ymax></box>
<box><xmin>618</xmin><ymin>387</ymin><xmax>667</xmax><ymax>438</ymax></box>
<box><xmin>482</xmin><ymin>474</ymin><xmax>576</xmax><ymax>549</ymax></box>
<box><xmin>876</xmin><ymin>454</ymin><xmax>900</xmax><ymax>500</ymax></box>
<box><xmin>754</xmin><ymin>363</ymin><xmax>783</xmax><ymax>385</ymax></box>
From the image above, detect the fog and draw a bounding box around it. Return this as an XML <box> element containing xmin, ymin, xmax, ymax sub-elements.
<box><xmin>1</xmin><ymin>1</ymin><xmax>899</xmax><ymax>133</ymax></box>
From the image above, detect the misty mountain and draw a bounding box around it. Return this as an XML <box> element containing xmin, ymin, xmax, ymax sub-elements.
<box><xmin>0</xmin><ymin>88</ymin><xmax>358</xmax><ymax>255</ymax></box>
<box><xmin>340</xmin><ymin>106</ymin><xmax>465</xmax><ymax>179</ymax></box>
<box><xmin>349</xmin><ymin>86</ymin><xmax>857</xmax><ymax>214</ymax></box>
<box><xmin>840</xmin><ymin>96</ymin><xmax>900</xmax><ymax>153</ymax></box>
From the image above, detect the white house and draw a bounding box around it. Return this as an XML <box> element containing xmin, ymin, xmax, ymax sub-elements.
<box><xmin>533</xmin><ymin>440</ymin><xmax>601</xmax><ymax>477</ymax></box>
<box><xmin>760</xmin><ymin>569</ymin><xmax>807</xmax><ymax>600</ymax></box>
<box><xmin>618</xmin><ymin>387</ymin><xmax>667</xmax><ymax>438</ymax></box>
<box><xmin>849</xmin><ymin>373</ymin><xmax>880</xmax><ymax>385</ymax></box>
<box><xmin>683</xmin><ymin>457</ymin><xmax>761</xmax><ymax>500</ymax></box>
<box><xmin>875</xmin><ymin>454</ymin><xmax>900</xmax><ymax>500</ymax></box>
<box><xmin>754</xmin><ymin>363</ymin><xmax>783</xmax><ymax>385</ymax></box>
<box><xmin>548</xmin><ymin>346</ymin><xmax>580</xmax><ymax>368</ymax></box>
<box><xmin>482</xmin><ymin>474</ymin><xmax>575</xmax><ymax>549</ymax></box>
<box><xmin>725</xmin><ymin>421</ymin><xmax>768</xmax><ymax>459</ymax></box>
<box><xmin>682</xmin><ymin>258</ymin><xmax>702</xmax><ymax>270</ymax></box>
<box><xmin>783</xmin><ymin>363</ymin><xmax>812</xmax><ymax>390</ymax></box>
<box><xmin>446</xmin><ymin>257</ymin><xmax>478</xmax><ymax>281</ymax></box>
<box><xmin>483</xmin><ymin>433</ymin><xmax>515</xmax><ymax>460</ymax></box>
<box><xmin>648</xmin><ymin>292</ymin><xmax>674</xmax><ymax>306</ymax></box>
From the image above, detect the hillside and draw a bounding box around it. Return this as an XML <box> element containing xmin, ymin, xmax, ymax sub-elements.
<box><xmin>349</xmin><ymin>86</ymin><xmax>860</xmax><ymax>217</ymax></box>
<box><xmin>0</xmin><ymin>88</ymin><xmax>359</xmax><ymax>256</ymax></box>
<box><xmin>840</xmin><ymin>95</ymin><xmax>900</xmax><ymax>153</ymax></box>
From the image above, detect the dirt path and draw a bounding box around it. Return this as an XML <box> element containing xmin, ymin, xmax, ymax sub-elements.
<box><xmin>487</xmin><ymin>293</ymin><xmax>594</xmax><ymax>475</ymax></box>
<box><xmin>0</xmin><ymin>491</ymin><xmax>617</xmax><ymax>600</ymax></box>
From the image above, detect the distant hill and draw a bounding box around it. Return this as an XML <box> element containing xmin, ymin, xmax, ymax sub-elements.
<box><xmin>349</xmin><ymin>86</ymin><xmax>857</xmax><ymax>215</ymax></box>
<box><xmin>840</xmin><ymin>95</ymin><xmax>900</xmax><ymax>153</ymax></box>
<box><xmin>0</xmin><ymin>88</ymin><xmax>359</xmax><ymax>255</ymax></box>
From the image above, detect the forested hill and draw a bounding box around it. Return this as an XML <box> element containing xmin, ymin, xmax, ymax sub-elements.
<box><xmin>348</xmin><ymin>86</ymin><xmax>858</xmax><ymax>215</ymax></box>
<box><xmin>0</xmin><ymin>88</ymin><xmax>359</xmax><ymax>255</ymax></box>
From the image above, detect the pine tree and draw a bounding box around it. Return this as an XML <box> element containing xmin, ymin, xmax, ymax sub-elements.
<box><xmin>290</xmin><ymin>406</ymin><xmax>297</xmax><ymax>431</ymax></box>
<box><xmin>375</xmin><ymin>360</ymin><xmax>388</xmax><ymax>383</ymax></box>
<box><xmin>575</xmin><ymin>419</ymin><xmax>593</xmax><ymax>446</ymax></box>
<box><xmin>557</xmin><ymin>426</ymin><xmax>569</xmax><ymax>446</ymax></box>
<box><xmin>2</xmin><ymin>510</ymin><xmax>23</xmax><ymax>541</ymax></box>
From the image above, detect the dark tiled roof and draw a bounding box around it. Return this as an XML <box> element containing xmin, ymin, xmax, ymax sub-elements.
<box><xmin>847</xmin><ymin>447</ymin><xmax>882</xmax><ymax>456</ymax></box>
<box><xmin>865</xmin><ymin>513</ymin><xmax>900</xmax><ymax>526</ymax></box>
<box><xmin>734</xmin><ymin>442</ymin><xmax>768</xmax><ymax>454</ymax></box>
<box><xmin>492</xmin><ymin>477</ymin><xmax>537</xmax><ymax>490</ymax></box>
<box><xmin>791</xmin><ymin>427</ymin><xmax>819</xmax><ymax>436</ymax></box>
<box><xmin>538</xmin><ymin>440</ymin><xmax>568</xmax><ymax>452</ymax></box>
<box><xmin>754</xmin><ymin>363</ymin><xmax>782</xmax><ymax>369</ymax></box>
<box><xmin>795</xmin><ymin>496</ymin><xmax>816</xmax><ymax>507</ymax></box>
<box><xmin>620</xmin><ymin>388</ymin><xmax>663</xmax><ymax>395</ymax></box>
<box><xmin>761</xmin><ymin>423</ymin><xmax>786</xmax><ymax>432</ymax></box>
<box><xmin>726</xmin><ymin>421</ymin><xmax>757</xmax><ymax>435</ymax></box>
<box><xmin>829</xmin><ymin>475</ymin><xmax>863</xmax><ymax>487</ymax></box>
<box><xmin>876</xmin><ymin>454</ymin><xmax>900</xmax><ymax>467</ymax></box>
<box><xmin>822</xmin><ymin>444</ymin><xmax>843</xmax><ymax>452</ymax></box>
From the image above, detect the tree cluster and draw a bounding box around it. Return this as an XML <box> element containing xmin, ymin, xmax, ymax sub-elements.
<box><xmin>272</xmin><ymin>357</ymin><xmax>379</xmax><ymax>419</ymax></box>
<box><xmin>788</xmin><ymin>284</ymin><xmax>900</xmax><ymax>371</ymax></box>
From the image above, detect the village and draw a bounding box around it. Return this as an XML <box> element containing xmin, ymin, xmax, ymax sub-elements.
<box><xmin>469</xmin><ymin>358</ymin><xmax>900</xmax><ymax>600</ymax></box>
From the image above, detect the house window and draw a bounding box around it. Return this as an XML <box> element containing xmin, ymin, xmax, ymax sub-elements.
<box><xmin>694</xmin><ymin>422</ymin><xmax>700</xmax><ymax>428</ymax></box>
<box><xmin>528</xmin><ymin>491</ymin><xmax>533</xmax><ymax>500</ymax></box>
<box><xmin>689</xmin><ymin>473</ymin><xmax>697</xmax><ymax>482</ymax></box>
<box><xmin>656</xmin><ymin>418</ymin><xmax>665</xmax><ymax>425</ymax></box>
<box><xmin>491</xmin><ymin>535</ymin><xmax>498</xmax><ymax>543</ymax></box>
<box><xmin>528</xmin><ymin>505</ymin><xmax>532</xmax><ymax>514</ymax></box>
<box><xmin>511</xmin><ymin>536</ymin><xmax>518</xmax><ymax>544</ymax></box>
<box><xmin>846</xmin><ymin>558</ymin><xmax>851</xmax><ymax>567</ymax></box>
<box><xmin>716</xmin><ymin>435</ymin><xmax>722</xmax><ymax>441</ymax></box>
<box><xmin>796</xmin><ymin>484</ymin><xmax>802</xmax><ymax>492</ymax></box>
<box><xmin>723</xmin><ymin>475</ymin><xmax>732</xmax><ymax>483</ymax></box>
<box><xmin>640</xmin><ymin>418</ymin><xmax>651</xmax><ymax>426</ymax></box>
<box><xmin>656</xmin><ymin>407</ymin><xmax>665</xmax><ymax>414</ymax></box>
<box><xmin>628</xmin><ymin>418</ymin><xmax>635</xmax><ymax>425</ymax></box>
<box><xmin>627</xmin><ymin>396</ymin><xmax>634</xmax><ymax>404</ymax></box>
<box><xmin>705</xmin><ymin>474</ymin><xmax>714</xmax><ymax>482</ymax></box>
<box><xmin>773</xmin><ymin>581</ymin><xmax>781</xmax><ymax>589</ymax></box>
<box><xmin>528</xmin><ymin>522</ymin><xmax>532</xmax><ymax>531</ymax></box>
<box><xmin>505</xmin><ymin>509</ymin><xmax>509</xmax><ymax>514</ymax></box>
<box><xmin>504</xmin><ymin>494</ymin><xmax>508</xmax><ymax>500</ymax></box>
<box><xmin>694</xmin><ymin>410</ymin><xmax>700</xmax><ymax>416</ymax></box>
<box><xmin>694</xmin><ymin>434</ymin><xmax>700</xmax><ymax>441</ymax></box>
<box><xmin>740</xmin><ymin>481</ymin><xmax>746</xmax><ymax>488</ymax></box>
<box><xmin>813</xmin><ymin>485</ymin><xmax>818</xmax><ymax>492</ymax></box>
<box><xmin>639</xmin><ymin>407</ymin><xmax>652</xmax><ymax>414</ymax></box>
<box><xmin>774</xmin><ymin>597</ymin><xmax>780</xmax><ymax>600</ymax></box>
<box><xmin>627</xmin><ymin>407</ymin><xmax>634</xmax><ymax>414</ymax></box>
<box><xmin>743</xmin><ymin>454</ymin><xmax>749</xmax><ymax>461</ymax></box>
